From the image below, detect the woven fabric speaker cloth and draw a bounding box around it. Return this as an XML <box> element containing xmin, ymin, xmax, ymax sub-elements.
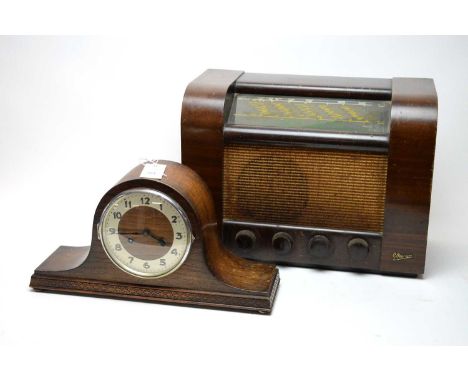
<box><xmin>223</xmin><ymin>144</ymin><xmax>388</xmax><ymax>233</ymax></box>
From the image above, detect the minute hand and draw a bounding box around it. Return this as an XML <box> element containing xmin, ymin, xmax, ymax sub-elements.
<box><xmin>119</xmin><ymin>230</ymin><xmax>167</xmax><ymax>247</ymax></box>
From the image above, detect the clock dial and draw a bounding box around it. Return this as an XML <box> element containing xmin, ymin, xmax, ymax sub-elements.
<box><xmin>99</xmin><ymin>189</ymin><xmax>192</xmax><ymax>278</ymax></box>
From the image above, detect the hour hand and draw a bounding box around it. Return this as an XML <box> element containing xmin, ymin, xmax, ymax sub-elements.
<box><xmin>142</xmin><ymin>229</ymin><xmax>167</xmax><ymax>246</ymax></box>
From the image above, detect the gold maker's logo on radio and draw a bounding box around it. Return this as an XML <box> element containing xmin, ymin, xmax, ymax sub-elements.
<box><xmin>392</xmin><ymin>252</ymin><xmax>415</xmax><ymax>261</ymax></box>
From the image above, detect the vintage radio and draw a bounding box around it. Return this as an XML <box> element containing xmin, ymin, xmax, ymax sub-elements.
<box><xmin>181</xmin><ymin>70</ymin><xmax>437</xmax><ymax>276</ymax></box>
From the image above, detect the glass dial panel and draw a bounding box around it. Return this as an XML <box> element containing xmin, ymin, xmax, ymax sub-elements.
<box><xmin>99</xmin><ymin>189</ymin><xmax>192</xmax><ymax>278</ymax></box>
<box><xmin>228</xmin><ymin>93</ymin><xmax>391</xmax><ymax>135</ymax></box>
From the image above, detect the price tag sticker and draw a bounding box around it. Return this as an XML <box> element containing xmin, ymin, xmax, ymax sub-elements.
<box><xmin>140</xmin><ymin>162</ymin><xmax>167</xmax><ymax>180</ymax></box>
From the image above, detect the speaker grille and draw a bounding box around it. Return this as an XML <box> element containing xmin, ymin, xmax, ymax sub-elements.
<box><xmin>223</xmin><ymin>144</ymin><xmax>388</xmax><ymax>232</ymax></box>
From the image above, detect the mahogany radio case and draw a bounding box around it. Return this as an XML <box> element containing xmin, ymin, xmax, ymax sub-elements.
<box><xmin>181</xmin><ymin>69</ymin><xmax>437</xmax><ymax>276</ymax></box>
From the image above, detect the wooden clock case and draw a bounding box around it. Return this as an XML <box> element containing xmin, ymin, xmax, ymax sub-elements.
<box><xmin>30</xmin><ymin>161</ymin><xmax>280</xmax><ymax>314</ymax></box>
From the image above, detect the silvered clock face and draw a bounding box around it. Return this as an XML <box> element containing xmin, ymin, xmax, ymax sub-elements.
<box><xmin>99</xmin><ymin>188</ymin><xmax>192</xmax><ymax>278</ymax></box>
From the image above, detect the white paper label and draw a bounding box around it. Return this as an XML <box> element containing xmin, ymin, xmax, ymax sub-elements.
<box><xmin>140</xmin><ymin>163</ymin><xmax>166</xmax><ymax>179</ymax></box>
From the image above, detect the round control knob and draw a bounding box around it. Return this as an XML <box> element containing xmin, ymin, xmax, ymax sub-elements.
<box><xmin>347</xmin><ymin>238</ymin><xmax>369</xmax><ymax>261</ymax></box>
<box><xmin>235</xmin><ymin>230</ymin><xmax>256</xmax><ymax>251</ymax></box>
<box><xmin>272</xmin><ymin>232</ymin><xmax>293</xmax><ymax>254</ymax></box>
<box><xmin>308</xmin><ymin>235</ymin><xmax>331</xmax><ymax>258</ymax></box>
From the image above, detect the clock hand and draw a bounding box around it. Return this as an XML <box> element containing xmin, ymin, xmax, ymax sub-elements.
<box><xmin>142</xmin><ymin>229</ymin><xmax>167</xmax><ymax>247</ymax></box>
<box><xmin>118</xmin><ymin>231</ymin><xmax>141</xmax><ymax>244</ymax></box>
<box><xmin>119</xmin><ymin>230</ymin><xmax>166</xmax><ymax>246</ymax></box>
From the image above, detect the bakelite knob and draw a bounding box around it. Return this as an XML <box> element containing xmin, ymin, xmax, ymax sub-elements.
<box><xmin>347</xmin><ymin>238</ymin><xmax>369</xmax><ymax>261</ymax></box>
<box><xmin>272</xmin><ymin>232</ymin><xmax>293</xmax><ymax>254</ymax></box>
<box><xmin>308</xmin><ymin>235</ymin><xmax>331</xmax><ymax>258</ymax></box>
<box><xmin>235</xmin><ymin>230</ymin><xmax>256</xmax><ymax>251</ymax></box>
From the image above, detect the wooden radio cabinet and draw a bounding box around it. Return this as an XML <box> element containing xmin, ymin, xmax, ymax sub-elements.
<box><xmin>181</xmin><ymin>70</ymin><xmax>437</xmax><ymax>276</ymax></box>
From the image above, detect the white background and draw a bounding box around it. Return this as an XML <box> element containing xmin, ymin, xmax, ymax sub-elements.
<box><xmin>0</xmin><ymin>29</ymin><xmax>467</xmax><ymax>382</ymax></box>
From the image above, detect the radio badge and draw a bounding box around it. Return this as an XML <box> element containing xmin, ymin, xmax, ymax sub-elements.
<box><xmin>392</xmin><ymin>252</ymin><xmax>415</xmax><ymax>261</ymax></box>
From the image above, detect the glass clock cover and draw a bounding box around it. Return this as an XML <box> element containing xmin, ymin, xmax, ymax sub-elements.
<box><xmin>99</xmin><ymin>189</ymin><xmax>192</xmax><ymax>278</ymax></box>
